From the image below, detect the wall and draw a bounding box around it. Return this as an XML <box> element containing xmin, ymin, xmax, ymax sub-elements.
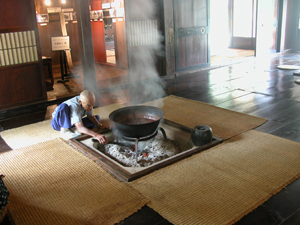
<box><xmin>0</xmin><ymin>0</ymin><xmax>46</xmax><ymax>110</ymax></box>
<box><xmin>90</xmin><ymin>0</ymin><xmax>107</xmax><ymax>63</ymax></box>
<box><xmin>35</xmin><ymin>0</ymin><xmax>81</xmax><ymax>65</ymax></box>
<box><xmin>124</xmin><ymin>0</ymin><xmax>164</xmax><ymax>76</ymax></box>
<box><xmin>90</xmin><ymin>0</ymin><xmax>128</xmax><ymax>68</ymax></box>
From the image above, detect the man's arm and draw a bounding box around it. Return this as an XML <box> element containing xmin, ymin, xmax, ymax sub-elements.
<box><xmin>75</xmin><ymin>121</ymin><xmax>108</xmax><ymax>144</ymax></box>
<box><xmin>87</xmin><ymin>115</ymin><xmax>100</xmax><ymax>125</ymax></box>
<box><xmin>87</xmin><ymin>115</ymin><xmax>109</xmax><ymax>129</ymax></box>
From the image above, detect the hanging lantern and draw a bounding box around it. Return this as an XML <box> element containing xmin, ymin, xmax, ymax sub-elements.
<box><xmin>45</xmin><ymin>0</ymin><xmax>51</xmax><ymax>6</ymax></box>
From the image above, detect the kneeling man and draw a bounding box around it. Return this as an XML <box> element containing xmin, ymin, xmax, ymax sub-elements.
<box><xmin>51</xmin><ymin>90</ymin><xmax>108</xmax><ymax>144</ymax></box>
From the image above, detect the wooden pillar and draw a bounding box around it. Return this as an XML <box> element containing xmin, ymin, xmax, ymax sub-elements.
<box><xmin>75</xmin><ymin>0</ymin><xmax>97</xmax><ymax>93</ymax></box>
<box><xmin>163</xmin><ymin>0</ymin><xmax>176</xmax><ymax>77</ymax></box>
<box><xmin>59</xmin><ymin>12</ymin><xmax>73</xmax><ymax>69</ymax></box>
<box><xmin>284</xmin><ymin>0</ymin><xmax>299</xmax><ymax>52</ymax></box>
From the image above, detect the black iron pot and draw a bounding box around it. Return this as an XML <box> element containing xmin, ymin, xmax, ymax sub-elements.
<box><xmin>191</xmin><ymin>125</ymin><xmax>213</xmax><ymax>146</ymax></box>
<box><xmin>109</xmin><ymin>106</ymin><xmax>164</xmax><ymax>138</ymax></box>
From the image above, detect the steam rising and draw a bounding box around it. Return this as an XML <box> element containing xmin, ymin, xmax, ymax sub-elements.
<box><xmin>72</xmin><ymin>0</ymin><xmax>166</xmax><ymax>108</ymax></box>
<box><xmin>126</xmin><ymin>0</ymin><xmax>165</xmax><ymax>106</ymax></box>
<box><xmin>127</xmin><ymin>46</ymin><xmax>165</xmax><ymax>106</ymax></box>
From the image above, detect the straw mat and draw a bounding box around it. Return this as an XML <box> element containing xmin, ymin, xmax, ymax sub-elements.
<box><xmin>0</xmin><ymin>103</ymin><xmax>122</xmax><ymax>149</ymax></box>
<box><xmin>144</xmin><ymin>95</ymin><xmax>267</xmax><ymax>140</ymax></box>
<box><xmin>130</xmin><ymin>130</ymin><xmax>300</xmax><ymax>225</ymax></box>
<box><xmin>0</xmin><ymin>138</ymin><xmax>148</xmax><ymax>225</ymax></box>
<box><xmin>1</xmin><ymin>95</ymin><xmax>266</xmax><ymax>149</ymax></box>
<box><xmin>0</xmin><ymin>95</ymin><xmax>267</xmax><ymax>149</ymax></box>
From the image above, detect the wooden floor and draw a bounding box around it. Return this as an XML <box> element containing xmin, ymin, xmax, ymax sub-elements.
<box><xmin>1</xmin><ymin>51</ymin><xmax>300</xmax><ymax>224</ymax></box>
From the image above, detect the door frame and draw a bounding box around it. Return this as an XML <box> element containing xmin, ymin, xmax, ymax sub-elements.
<box><xmin>255</xmin><ymin>0</ymin><xmax>279</xmax><ymax>56</ymax></box>
<box><xmin>173</xmin><ymin>0</ymin><xmax>210</xmax><ymax>72</ymax></box>
<box><xmin>229</xmin><ymin>0</ymin><xmax>256</xmax><ymax>50</ymax></box>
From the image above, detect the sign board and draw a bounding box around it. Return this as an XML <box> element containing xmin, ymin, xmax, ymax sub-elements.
<box><xmin>36</xmin><ymin>14</ymin><xmax>49</xmax><ymax>23</ymax></box>
<box><xmin>116</xmin><ymin>8</ymin><xmax>124</xmax><ymax>17</ymax></box>
<box><xmin>47</xmin><ymin>7</ymin><xmax>62</xmax><ymax>13</ymax></box>
<box><xmin>62</xmin><ymin>8</ymin><xmax>74</xmax><ymax>12</ymax></box>
<box><xmin>102</xmin><ymin>3</ymin><xmax>110</xmax><ymax>9</ymax></box>
<box><xmin>51</xmin><ymin>36</ymin><xmax>70</xmax><ymax>51</ymax></box>
<box><xmin>111</xmin><ymin>2</ymin><xmax>120</xmax><ymax>8</ymax></box>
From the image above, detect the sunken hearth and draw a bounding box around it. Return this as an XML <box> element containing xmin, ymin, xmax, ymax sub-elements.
<box><xmin>69</xmin><ymin>119</ymin><xmax>222</xmax><ymax>182</ymax></box>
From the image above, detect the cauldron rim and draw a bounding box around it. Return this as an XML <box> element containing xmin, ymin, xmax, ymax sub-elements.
<box><xmin>109</xmin><ymin>105</ymin><xmax>164</xmax><ymax>122</ymax></box>
<box><xmin>109</xmin><ymin>105</ymin><xmax>164</xmax><ymax>138</ymax></box>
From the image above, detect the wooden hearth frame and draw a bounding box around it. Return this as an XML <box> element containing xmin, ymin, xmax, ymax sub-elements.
<box><xmin>68</xmin><ymin>119</ymin><xmax>223</xmax><ymax>182</ymax></box>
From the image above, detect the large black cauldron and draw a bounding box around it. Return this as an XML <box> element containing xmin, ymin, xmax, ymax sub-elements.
<box><xmin>109</xmin><ymin>106</ymin><xmax>164</xmax><ymax>138</ymax></box>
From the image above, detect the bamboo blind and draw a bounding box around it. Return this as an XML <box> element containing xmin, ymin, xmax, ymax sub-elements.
<box><xmin>128</xmin><ymin>20</ymin><xmax>159</xmax><ymax>47</ymax></box>
<box><xmin>0</xmin><ymin>30</ymin><xmax>38</xmax><ymax>67</ymax></box>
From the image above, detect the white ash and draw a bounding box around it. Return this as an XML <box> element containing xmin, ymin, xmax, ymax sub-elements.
<box><xmin>103</xmin><ymin>133</ymin><xmax>180</xmax><ymax>167</ymax></box>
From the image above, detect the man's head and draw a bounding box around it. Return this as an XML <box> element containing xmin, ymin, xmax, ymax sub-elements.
<box><xmin>79</xmin><ymin>90</ymin><xmax>95</xmax><ymax>112</ymax></box>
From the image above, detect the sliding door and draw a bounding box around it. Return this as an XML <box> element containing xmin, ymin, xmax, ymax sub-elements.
<box><xmin>174</xmin><ymin>0</ymin><xmax>210</xmax><ymax>71</ymax></box>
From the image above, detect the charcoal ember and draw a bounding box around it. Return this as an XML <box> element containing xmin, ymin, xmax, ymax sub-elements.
<box><xmin>138</xmin><ymin>159</ymin><xmax>149</xmax><ymax>166</ymax></box>
<box><xmin>101</xmin><ymin>133</ymin><xmax>180</xmax><ymax>167</ymax></box>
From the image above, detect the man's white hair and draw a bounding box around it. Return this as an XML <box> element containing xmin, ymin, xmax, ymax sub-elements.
<box><xmin>80</xmin><ymin>90</ymin><xmax>95</xmax><ymax>103</ymax></box>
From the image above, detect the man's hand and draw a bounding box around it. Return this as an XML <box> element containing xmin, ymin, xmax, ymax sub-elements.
<box><xmin>94</xmin><ymin>133</ymin><xmax>108</xmax><ymax>144</ymax></box>
<box><xmin>97</xmin><ymin>123</ymin><xmax>110</xmax><ymax>130</ymax></box>
<box><xmin>75</xmin><ymin>122</ymin><xmax>108</xmax><ymax>144</ymax></box>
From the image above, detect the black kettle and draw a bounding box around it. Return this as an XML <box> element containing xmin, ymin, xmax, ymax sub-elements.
<box><xmin>191</xmin><ymin>125</ymin><xmax>213</xmax><ymax>146</ymax></box>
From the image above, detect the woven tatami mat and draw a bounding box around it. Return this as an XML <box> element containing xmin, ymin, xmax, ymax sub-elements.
<box><xmin>130</xmin><ymin>130</ymin><xmax>300</xmax><ymax>225</ymax></box>
<box><xmin>1</xmin><ymin>96</ymin><xmax>266</xmax><ymax>149</ymax></box>
<box><xmin>0</xmin><ymin>138</ymin><xmax>148</xmax><ymax>225</ymax></box>
<box><xmin>0</xmin><ymin>103</ymin><xmax>121</xmax><ymax>149</ymax></box>
<box><xmin>144</xmin><ymin>95</ymin><xmax>267</xmax><ymax>140</ymax></box>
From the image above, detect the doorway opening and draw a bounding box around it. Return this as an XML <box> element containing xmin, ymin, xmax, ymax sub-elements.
<box><xmin>104</xmin><ymin>18</ymin><xmax>116</xmax><ymax>64</ymax></box>
<box><xmin>209</xmin><ymin>0</ymin><xmax>255</xmax><ymax>66</ymax></box>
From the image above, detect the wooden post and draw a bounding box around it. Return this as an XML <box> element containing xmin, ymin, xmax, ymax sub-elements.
<box><xmin>163</xmin><ymin>0</ymin><xmax>176</xmax><ymax>77</ymax></box>
<box><xmin>75</xmin><ymin>0</ymin><xmax>98</xmax><ymax>94</ymax></box>
<box><xmin>59</xmin><ymin>12</ymin><xmax>73</xmax><ymax>69</ymax></box>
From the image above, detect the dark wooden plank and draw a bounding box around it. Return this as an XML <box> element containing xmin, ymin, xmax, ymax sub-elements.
<box><xmin>173</xmin><ymin>89</ymin><xmax>251</xmax><ymax>106</ymax></box>
<box><xmin>116</xmin><ymin>205</ymin><xmax>172</xmax><ymax>225</ymax></box>
<box><xmin>216</xmin><ymin>92</ymin><xmax>273</xmax><ymax>114</ymax></box>
<box><xmin>234</xmin><ymin>205</ymin><xmax>280</xmax><ymax>225</ymax></box>
<box><xmin>263</xmin><ymin>178</ymin><xmax>300</xmax><ymax>223</ymax></box>
<box><xmin>172</xmin><ymin>85</ymin><xmax>232</xmax><ymax>101</ymax></box>
<box><xmin>278</xmin><ymin>85</ymin><xmax>300</xmax><ymax>102</ymax></box>
<box><xmin>0</xmin><ymin>136</ymin><xmax>12</xmax><ymax>153</ymax></box>
<box><xmin>280</xmin><ymin>208</ymin><xmax>300</xmax><ymax>225</ymax></box>
<box><xmin>268</xmin><ymin>118</ymin><xmax>300</xmax><ymax>142</ymax></box>
<box><xmin>251</xmin><ymin>99</ymin><xmax>300</xmax><ymax>122</ymax></box>
<box><xmin>237</xmin><ymin>178</ymin><xmax>300</xmax><ymax>225</ymax></box>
